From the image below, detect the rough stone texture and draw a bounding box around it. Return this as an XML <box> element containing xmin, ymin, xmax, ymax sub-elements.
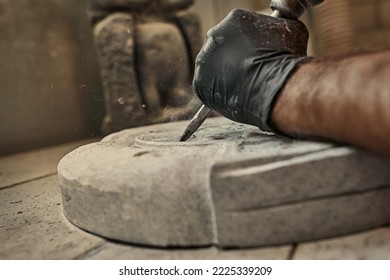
<box><xmin>293</xmin><ymin>227</ymin><xmax>390</xmax><ymax>260</ymax></box>
<box><xmin>0</xmin><ymin>175</ymin><xmax>104</xmax><ymax>259</ymax></box>
<box><xmin>59</xmin><ymin>140</ymin><xmax>216</xmax><ymax>247</ymax></box>
<box><xmin>58</xmin><ymin>117</ymin><xmax>390</xmax><ymax>248</ymax></box>
<box><xmin>212</xmin><ymin>148</ymin><xmax>390</xmax><ymax>210</ymax></box>
<box><xmin>215</xmin><ymin>188</ymin><xmax>390</xmax><ymax>248</ymax></box>
<box><xmin>91</xmin><ymin>0</ymin><xmax>202</xmax><ymax>134</ymax></box>
<box><xmin>93</xmin><ymin>13</ymin><xmax>143</xmax><ymax>133</ymax></box>
<box><xmin>2</xmin><ymin>136</ymin><xmax>390</xmax><ymax>260</ymax></box>
<box><xmin>212</xmin><ymin>147</ymin><xmax>390</xmax><ymax>247</ymax></box>
<box><xmin>0</xmin><ymin>139</ymin><xmax>291</xmax><ymax>260</ymax></box>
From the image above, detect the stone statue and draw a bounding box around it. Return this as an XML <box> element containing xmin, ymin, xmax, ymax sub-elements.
<box><xmin>90</xmin><ymin>0</ymin><xmax>203</xmax><ymax>134</ymax></box>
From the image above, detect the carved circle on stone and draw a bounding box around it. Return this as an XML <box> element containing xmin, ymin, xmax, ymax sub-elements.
<box><xmin>58</xmin><ymin>117</ymin><xmax>390</xmax><ymax>248</ymax></box>
<box><xmin>134</xmin><ymin>123</ymin><xmax>271</xmax><ymax>147</ymax></box>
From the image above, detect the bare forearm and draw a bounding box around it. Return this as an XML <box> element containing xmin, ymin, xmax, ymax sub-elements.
<box><xmin>272</xmin><ymin>50</ymin><xmax>390</xmax><ymax>155</ymax></box>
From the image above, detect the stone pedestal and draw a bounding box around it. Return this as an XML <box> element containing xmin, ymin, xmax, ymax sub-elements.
<box><xmin>58</xmin><ymin>117</ymin><xmax>390</xmax><ymax>248</ymax></box>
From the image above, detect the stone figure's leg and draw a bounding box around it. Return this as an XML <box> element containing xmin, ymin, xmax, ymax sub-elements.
<box><xmin>134</xmin><ymin>23</ymin><xmax>163</xmax><ymax>118</ymax></box>
<box><xmin>155</xmin><ymin>0</ymin><xmax>202</xmax><ymax>105</ymax></box>
<box><xmin>93</xmin><ymin>13</ymin><xmax>146</xmax><ymax>134</ymax></box>
<box><xmin>135</xmin><ymin>22</ymin><xmax>193</xmax><ymax>115</ymax></box>
<box><xmin>157</xmin><ymin>25</ymin><xmax>193</xmax><ymax>109</ymax></box>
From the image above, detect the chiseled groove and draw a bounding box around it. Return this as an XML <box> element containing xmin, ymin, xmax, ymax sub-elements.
<box><xmin>217</xmin><ymin>147</ymin><xmax>353</xmax><ymax>178</ymax></box>
<box><xmin>230</xmin><ymin>184</ymin><xmax>390</xmax><ymax>213</ymax></box>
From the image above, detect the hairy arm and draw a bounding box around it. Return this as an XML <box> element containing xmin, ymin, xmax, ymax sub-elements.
<box><xmin>272</xmin><ymin>50</ymin><xmax>390</xmax><ymax>155</ymax></box>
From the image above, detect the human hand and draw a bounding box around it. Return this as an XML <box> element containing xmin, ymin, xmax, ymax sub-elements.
<box><xmin>193</xmin><ymin>9</ymin><xmax>309</xmax><ymax>132</ymax></box>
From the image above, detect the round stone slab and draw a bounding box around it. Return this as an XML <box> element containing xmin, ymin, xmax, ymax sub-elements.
<box><xmin>58</xmin><ymin>117</ymin><xmax>390</xmax><ymax>248</ymax></box>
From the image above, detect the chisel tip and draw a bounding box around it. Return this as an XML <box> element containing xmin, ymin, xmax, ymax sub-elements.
<box><xmin>179</xmin><ymin>128</ymin><xmax>192</xmax><ymax>142</ymax></box>
<box><xmin>178</xmin><ymin>105</ymin><xmax>213</xmax><ymax>142</ymax></box>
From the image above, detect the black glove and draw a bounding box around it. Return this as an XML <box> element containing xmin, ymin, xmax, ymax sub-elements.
<box><xmin>193</xmin><ymin>9</ymin><xmax>309</xmax><ymax>133</ymax></box>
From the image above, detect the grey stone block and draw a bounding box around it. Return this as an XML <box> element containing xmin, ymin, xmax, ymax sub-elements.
<box><xmin>58</xmin><ymin>117</ymin><xmax>390</xmax><ymax>248</ymax></box>
<box><xmin>212</xmin><ymin>147</ymin><xmax>390</xmax><ymax>211</ymax></box>
<box><xmin>59</xmin><ymin>143</ymin><xmax>216</xmax><ymax>247</ymax></box>
<box><xmin>215</xmin><ymin>187</ymin><xmax>390</xmax><ymax>248</ymax></box>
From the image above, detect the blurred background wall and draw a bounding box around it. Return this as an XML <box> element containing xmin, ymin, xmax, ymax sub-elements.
<box><xmin>0</xmin><ymin>0</ymin><xmax>389</xmax><ymax>155</ymax></box>
<box><xmin>192</xmin><ymin>0</ymin><xmax>390</xmax><ymax>55</ymax></box>
<box><xmin>0</xmin><ymin>0</ymin><xmax>104</xmax><ymax>155</ymax></box>
<box><xmin>350</xmin><ymin>0</ymin><xmax>390</xmax><ymax>51</ymax></box>
<box><xmin>309</xmin><ymin>0</ymin><xmax>390</xmax><ymax>55</ymax></box>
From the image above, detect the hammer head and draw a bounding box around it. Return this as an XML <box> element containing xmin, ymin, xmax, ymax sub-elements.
<box><xmin>270</xmin><ymin>0</ymin><xmax>324</xmax><ymax>19</ymax></box>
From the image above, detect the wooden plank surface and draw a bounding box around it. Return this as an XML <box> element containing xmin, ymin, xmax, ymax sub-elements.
<box><xmin>0</xmin><ymin>175</ymin><xmax>104</xmax><ymax>259</ymax></box>
<box><xmin>293</xmin><ymin>227</ymin><xmax>390</xmax><ymax>260</ymax></box>
<box><xmin>1</xmin><ymin>138</ymin><xmax>390</xmax><ymax>260</ymax></box>
<box><xmin>83</xmin><ymin>242</ymin><xmax>292</xmax><ymax>260</ymax></box>
<box><xmin>0</xmin><ymin>139</ymin><xmax>98</xmax><ymax>190</ymax></box>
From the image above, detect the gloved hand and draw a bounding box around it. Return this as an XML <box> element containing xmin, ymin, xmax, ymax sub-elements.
<box><xmin>193</xmin><ymin>8</ymin><xmax>310</xmax><ymax>133</ymax></box>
